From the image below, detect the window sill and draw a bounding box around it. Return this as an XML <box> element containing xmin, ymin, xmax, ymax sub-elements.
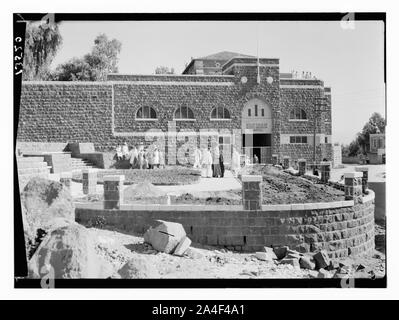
<box><xmin>210</xmin><ymin>118</ymin><xmax>232</xmax><ymax>121</ymax></box>
<box><xmin>288</xmin><ymin>119</ymin><xmax>308</xmax><ymax>122</ymax></box>
<box><xmin>173</xmin><ymin>119</ymin><xmax>196</xmax><ymax>122</ymax></box>
<box><xmin>135</xmin><ymin>118</ymin><xmax>158</xmax><ymax>121</ymax></box>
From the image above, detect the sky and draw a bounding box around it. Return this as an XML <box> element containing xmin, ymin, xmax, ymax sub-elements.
<box><xmin>50</xmin><ymin>20</ymin><xmax>385</xmax><ymax>145</ymax></box>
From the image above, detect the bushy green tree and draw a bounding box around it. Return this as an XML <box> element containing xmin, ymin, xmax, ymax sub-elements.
<box><xmin>155</xmin><ymin>66</ymin><xmax>175</xmax><ymax>74</ymax></box>
<box><xmin>49</xmin><ymin>57</ymin><xmax>95</xmax><ymax>81</ymax></box>
<box><xmin>347</xmin><ymin>112</ymin><xmax>385</xmax><ymax>156</ymax></box>
<box><xmin>51</xmin><ymin>33</ymin><xmax>122</xmax><ymax>81</ymax></box>
<box><xmin>23</xmin><ymin>22</ymin><xmax>63</xmax><ymax>80</ymax></box>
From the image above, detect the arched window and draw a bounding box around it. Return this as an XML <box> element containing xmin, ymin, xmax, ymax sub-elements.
<box><xmin>136</xmin><ymin>106</ymin><xmax>157</xmax><ymax>119</ymax></box>
<box><xmin>174</xmin><ymin>106</ymin><xmax>195</xmax><ymax>120</ymax></box>
<box><xmin>210</xmin><ymin>106</ymin><xmax>231</xmax><ymax>120</ymax></box>
<box><xmin>289</xmin><ymin>108</ymin><xmax>307</xmax><ymax>120</ymax></box>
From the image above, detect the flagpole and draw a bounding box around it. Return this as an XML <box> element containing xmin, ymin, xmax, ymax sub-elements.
<box><xmin>256</xmin><ymin>23</ymin><xmax>260</xmax><ymax>84</ymax></box>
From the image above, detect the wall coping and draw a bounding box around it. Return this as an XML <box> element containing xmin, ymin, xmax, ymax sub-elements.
<box><xmin>355</xmin><ymin>166</ymin><xmax>369</xmax><ymax>172</ymax></box>
<box><xmin>361</xmin><ymin>189</ymin><xmax>375</xmax><ymax>204</ymax></box>
<box><xmin>242</xmin><ymin>175</ymin><xmax>262</xmax><ymax>182</ymax></box>
<box><xmin>103</xmin><ymin>175</ymin><xmax>125</xmax><ymax>182</ymax></box>
<box><xmin>82</xmin><ymin>168</ymin><xmax>99</xmax><ymax>174</ymax></box>
<box><xmin>344</xmin><ymin>172</ymin><xmax>363</xmax><ymax>178</ymax></box>
<box><xmin>108</xmin><ymin>73</ymin><xmax>235</xmax><ymax>78</ymax></box>
<box><xmin>74</xmin><ymin>198</ymin><xmax>360</xmax><ymax>212</ymax></box>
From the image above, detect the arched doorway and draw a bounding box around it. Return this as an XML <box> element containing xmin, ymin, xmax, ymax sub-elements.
<box><xmin>241</xmin><ymin>98</ymin><xmax>272</xmax><ymax>164</ymax></box>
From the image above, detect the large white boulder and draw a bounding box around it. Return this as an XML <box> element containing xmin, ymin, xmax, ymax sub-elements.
<box><xmin>143</xmin><ymin>220</ymin><xmax>186</xmax><ymax>254</ymax></box>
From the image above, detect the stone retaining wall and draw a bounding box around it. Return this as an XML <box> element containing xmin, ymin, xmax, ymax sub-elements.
<box><xmin>75</xmin><ymin>190</ymin><xmax>375</xmax><ymax>258</ymax></box>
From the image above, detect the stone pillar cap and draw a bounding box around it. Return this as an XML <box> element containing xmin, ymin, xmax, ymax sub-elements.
<box><xmin>344</xmin><ymin>172</ymin><xmax>363</xmax><ymax>178</ymax></box>
<box><xmin>242</xmin><ymin>175</ymin><xmax>262</xmax><ymax>182</ymax></box>
<box><xmin>283</xmin><ymin>156</ymin><xmax>290</xmax><ymax>159</ymax></box>
<box><xmin>298</xmin><ymin>158</ymin><xmax>306</xmax><ymax>162</ymax></box>
<box><xmin>355</xmin><ymin>166</ymin><xmax>369</xmax><ymax>172</ymax></box>
<box><xmin>320</xmin><ymin>161</ymin><xmax>332</xmax><ymax>165</ymax></box>
<box><xmin>60</xmin><ymin>171</ymin><xmax>72</xmax><ymax>178</ymax></box>
<box><xmin>272</xmin><ymin>154</ymin><xmax>278</xmax><ymax>157</ymax></box>
<box><xmin>82</xmin><ymin>168</ymin><xmax>99</xmax><ymax>173</ymax></box>
<box><xmin>103</xmin><ymin>175</ymin><xmax>125</xmax><ymax>182</ymax></box>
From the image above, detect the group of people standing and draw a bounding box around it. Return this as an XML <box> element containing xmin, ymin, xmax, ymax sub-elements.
<box><xmin>115</xmin><ymin>142</ymin><xmax>165</xmax><ymax>169</ymax></box>
<box><xmin>193</xmin><ymin>146</ymin><xmax>241</xmax><ymax>178</ymax></box>
<box><xmin>115</xmin><ymin>142</ymin><xmax>242</xmax><ymax>176</ymax></box>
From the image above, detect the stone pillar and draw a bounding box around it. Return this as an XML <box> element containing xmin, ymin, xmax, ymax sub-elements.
<box><xmin>344</xmin><ymin>172</ymin><xmax>363</xmax><ymax>204</ymax></box>
<box><xmin>242</xmin><ymin>175</ymin><xmax>262</xmax><ymax>210</ymax></box>
<box><xmin>82</xmin><ymin>168</ymin><xmax>98</xmax><ymax>195</ymax></box>
<box><xmin>103</xmin><ymin>175</ymin><xmax>125</xmax><ymax>209</ymax></box>
<box><xmin>298</xmin><ymin>159</ymin><xmax>306</xmax><ymax>176</ymax></box>
<box><xmin>355</xmin><ymin>166</ymin><xmax>369</xmax><ymax>194</ymax></box>
<box><xmin>60</xmin><ymin>172</ymin><xmax>72</xmax><ymax>190</ymax></box>
<box><xmin>320</xmin><ymin>161</ymin><xmax>331</xmax><ymax>184</ymax></box>
<box><xmin>283</xmin><ymin>156</ymin><xmax>290</xmax><ymax>169</ymax></box>
<box><xmin>272</xmin><ymin>154</ymin><xmax>278</xmax><ymax>165</ymax></box>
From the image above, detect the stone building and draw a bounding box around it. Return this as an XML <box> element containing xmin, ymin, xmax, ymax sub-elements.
<box><xmin>17</xmin><ymin>51</ymin><xmax>333</xmax><ymax>165</ymax></box>
<box><xmin>368</xmin><ymin>133</ymin><xmax>385</xmax><ymax>164</ymax></box>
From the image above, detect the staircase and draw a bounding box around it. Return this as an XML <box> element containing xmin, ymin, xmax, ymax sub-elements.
<box><xmin>16</xmin><ymin>156</ymin><xmax>52</xmax><ymax>190</ymax></box>
<box><xmin>71</xmin><ymin>157</ymin><xmax>98</xmax><ymax>171</ymax></box>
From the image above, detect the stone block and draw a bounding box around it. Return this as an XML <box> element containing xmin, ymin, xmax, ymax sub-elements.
<box><xmin>317</xmin><ymin>268</ymin><xmax>330</xmax><ymax>278</ymax></box>
<box><xmin>283</xmin><ymin>156</ymin><xmax>290</xmax><ymax>169</ymax></box>
<box><xmin>143</xmin><ymin>220</ymin><xmax>186</xmax><ymax>254</ymax></box>
<box><xmin>173</xmin><ymin>236</ymin><xmax>192</xmax><ymax>256</ymax></box>
<box><xmin>272</xmin><ymin>154</ymin><xmax>279</xmax><ymax>165</ymax></box>
<box><xmin>280</xmin><ymin>258</ymin><xmax>300</xmax><ymax>268</ymax></box>
<box><xmin>299</xmin><ymin>256</ymin><xmax>316</xmax><ymax>270</ymax></box>
<box><xmin>263</xmin><ymin>246</ymin><xmax>278</xmax><ymax>259</ymax></box>
<box><xmin>103</xmin><ymin>175</ymin><xmax>125</xmax><ymax>209</ymax></box>
<box><xmin>313</xmin><ymin>250</ymin><xmax>330</xmax><ymax>269</ymax></box>
<box><xmin>255</xmin><ymin>251</ymin><xmax>275</xmax><ymax>261</ymax></box>
<box><xmin>273</xmin><ymin>245</ymin><xmax>289</xmax><ymax>260</ymax></box>
<box><xmin>82</xmin><ymin>168</ymin><xmax>98</xmax><ymax>195</ymax></box>
<box><xmin>298</xmin><ymin>159</ymin><xmax>306</xmax><ymax>176</ymax></box>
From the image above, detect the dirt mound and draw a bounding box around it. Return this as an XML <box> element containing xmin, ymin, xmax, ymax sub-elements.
<box><xmin>21</xmin><ymin>177</ymin><xmax>75</xmax><ymax>258</ymax></box>
<box><xmin>123</xmin><ymin>181</ymin><xmax>168</xmax><ymax>204</ymax></box>
<box><xmin>172</xmin><ymin>191</ymin><xmax>242</xmax><ymax>205</ymax></box>
<box><xmin>236</xmin><ymin>165</ymin><xmax>345</xmax><ymax>204</ymax></box>
<box><xmin>116</xmin><ymin>257</ymin><xmax>159</xmax><ymax>278</ymax></box>
<box><xmin>28</xmin><ymin>222</ymin><xmax>107</xmax><ymax>279</ymax></box>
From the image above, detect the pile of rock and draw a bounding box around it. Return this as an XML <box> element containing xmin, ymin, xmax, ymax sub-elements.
<box><xmin>143</xmin><ymin>220</ymin><xmax>202</xmax><ymax>259</ymax></box>
<box><xmin>255</xmin><ymin>246</ymin><xmax>354</xmax><ymax>279</ymax></box>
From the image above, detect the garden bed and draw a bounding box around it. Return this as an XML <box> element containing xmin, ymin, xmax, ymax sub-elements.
<box><xmin>238</xmin><ymin>165</ymin><xmax>345</xmax><ymax>204</ymax></box>
<box><xmin>72</xmin><ymin>166</ymin><xmax>201</xmax><ymax>186</ymax></box>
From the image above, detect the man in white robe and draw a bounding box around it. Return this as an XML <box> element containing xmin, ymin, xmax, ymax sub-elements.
<box><xmin>193</xmin><ymin>147</ymin><xmax>202</xmax><ymax>169</ymax></box>
<box><xmin>129</xmin><ymin>146</ymin><xmax>138</xmax><ymax>168</ymax></box>
<box><xmin>231</xmin><ymin>147</ymin><xmax>241</xmax><ymax>177</ymax></box>
<box><xmin>201</xmin><ymin>148</ymin><xmax>212</xmax><ymax>178</ymax></box>
<box><xmin>122</xmin><ymin>142</ymin><xmax>129</xmax><ymax>160</ymax></box>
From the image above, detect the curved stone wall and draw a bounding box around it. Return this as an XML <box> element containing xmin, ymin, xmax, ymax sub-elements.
<box><xmin>75</xmin><ymin>191</ymin><xmax>375</xmax><ymax>259</ymax></box>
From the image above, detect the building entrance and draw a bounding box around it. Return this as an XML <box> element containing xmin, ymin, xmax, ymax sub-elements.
<box><xmin>241</xmin><ymin>98</ymin><xmax>273</xmax><ymax>164</ymax></box>
<box><xmin>242</xmin><ymin>134</ymin><xmax>272</xmax><ymax>164</ymax></box>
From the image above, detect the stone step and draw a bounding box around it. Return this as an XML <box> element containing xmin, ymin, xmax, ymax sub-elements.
<box><xmin>16</xmin><ymin>156</ymin><xmax>45</xmax><ymax>163</ymax></box>
<box><xmin>71</xmin><ymin>166</ymin><xmax>96</xmax><ymax>170</ymax></box>
<box><xmin>18</xmin><ymin>166</ymin><xmax>51</xmax><ymax>175</ymax></box>
<box><xmin>71</xmin><ymin>160</ymin><xmax>91</xmax><ymax>164</ymax></box>
<box><xmin>16</xmin><ymin>161</ymin><xmax>48</xmax><ymax>169</ymax></box>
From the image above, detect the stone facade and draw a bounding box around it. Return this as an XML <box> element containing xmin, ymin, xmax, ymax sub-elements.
<box><xmin>17</xmin><ymin>53</ymin><xmax>333</xmax><ymax>164</ymax></box>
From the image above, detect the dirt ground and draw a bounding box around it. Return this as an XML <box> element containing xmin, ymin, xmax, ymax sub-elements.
<box><xmin>90</xmin><ymin>227</ymin><xmax>385</xmax><ymax>279</ymax></box>
<box><xmin>236</xmin><ymin>165</ymin><xmax>345</xmax><ymax>204</ymax></box>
